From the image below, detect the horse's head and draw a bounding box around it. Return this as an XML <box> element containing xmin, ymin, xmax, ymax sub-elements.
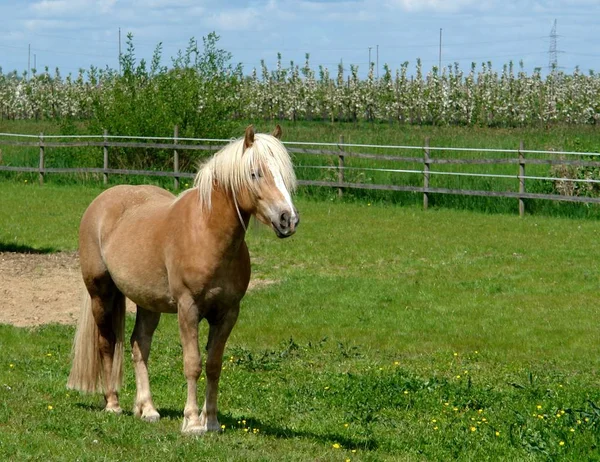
<box><xmin>238</xmin><ymin>125</ymin><xmax>299</xmax><ymax>238</ymax></box>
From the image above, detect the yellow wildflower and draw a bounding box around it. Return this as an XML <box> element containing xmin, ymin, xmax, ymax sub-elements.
<box><xmin>332</xmin><ymin>443</ymin><xmax>341</xmax><ymax>449</ymax></box>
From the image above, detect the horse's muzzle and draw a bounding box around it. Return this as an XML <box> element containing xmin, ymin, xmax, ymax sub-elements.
<box><xmin>273</xmin><ymin>210</ymin><xmax>299</xmax><ymax>238</ymax></box>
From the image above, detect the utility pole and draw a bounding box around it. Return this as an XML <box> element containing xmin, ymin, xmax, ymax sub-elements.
<box><xmin>28</xmin><ymin>44</ymin><xmax>30</xmax><ymax>79</ymax></box>
<box><xmin>368</xmin><ymin>46</ymin><xmax>372</xmax><ymax>66</ymax></box>
<box><xmin>118</xmin><ymin>27</ymin><xmax>122</xmax><ymax>74</ymax></box>
<box><xmin>376</xmin><ymin>44</ymin><xmax>379</xmax><ymax>79</ymax></box>
<box><xmin>33</xmin><ymin>54</ymin><xmax>36</xmax><ymax>72</ymax></box>
<box><xmin>438</xmin><ymin>28</ymin><xmax>442</xmax><ymax>71</ymax></box>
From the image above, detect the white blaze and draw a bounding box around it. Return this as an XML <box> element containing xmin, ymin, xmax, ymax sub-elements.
<box><xmin>267</xmin><ymin>158</ymin><xmax>296</xmax><ymax>220</ymax></box>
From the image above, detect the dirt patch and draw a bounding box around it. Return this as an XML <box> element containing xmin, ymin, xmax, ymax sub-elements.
<box><xmin>0</xmin><ymin>252</ymin><xmax>276</xmax><ymax>327</ymax></box>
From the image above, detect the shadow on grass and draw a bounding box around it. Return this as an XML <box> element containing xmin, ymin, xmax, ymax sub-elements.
<box><xmin>157</xmin><ymin>409</ymin><xmax>379</xmax><ymax>450</ymax></box>
<box><xmin>221</xmin><ymin>414</ymin><xmax>379</xmax><ymax>451</ymax></box>
<box><xmin>0</xmin><ymin>242</ymin><xmax>56</xmax><ymax>253</ymax></box>
<box><xmin>73</xmin><ymin>403</ymin><xmax>379</xmax><ymax>450</ymax></box>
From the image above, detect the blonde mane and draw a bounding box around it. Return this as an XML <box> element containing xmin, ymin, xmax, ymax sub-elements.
<box><xmin>193</xmin><ymin>133</ymin><xmax>297</xmax><ymax>210</ymax></box>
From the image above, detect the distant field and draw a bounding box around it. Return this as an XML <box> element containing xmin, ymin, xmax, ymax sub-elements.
<box><xmin>1</xmin><ymin>181</ymin><xmax>599</xmax><ymax>460</ymax></box>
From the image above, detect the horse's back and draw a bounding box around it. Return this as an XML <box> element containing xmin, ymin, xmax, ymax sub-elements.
<box><xmin>81</xmin><ymin>185</ymin><xmax>174</xmax><ymax>239</ymax></box>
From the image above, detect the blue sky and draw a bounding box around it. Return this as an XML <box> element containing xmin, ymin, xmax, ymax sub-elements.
<box><xmin>1</xmin><ymin>0</ymin><xmax>599</xmax><ymax>78</ymax></box>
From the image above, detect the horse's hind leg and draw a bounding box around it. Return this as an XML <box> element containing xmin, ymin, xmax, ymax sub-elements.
<box><xmin>131</xmin><ymin>306</ymin><xmax>161</xmax><ymax>422</ymax></box>
<box><xmin>91</xmin><ymin>287</ymin><xmax>126</xmax><ymax>414</ymax></box>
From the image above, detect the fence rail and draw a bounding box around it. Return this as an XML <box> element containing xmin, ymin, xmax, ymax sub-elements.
<box><xmin>1</xmin><ymin>129</ymin><xmax>600</xmax><ymax>216</ymax></box>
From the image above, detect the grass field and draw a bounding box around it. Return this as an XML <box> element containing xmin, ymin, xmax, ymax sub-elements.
<box><xmin>1</xmin><ymin>181</ymin><xmax>600</xmax><ymax>460</ymax></box>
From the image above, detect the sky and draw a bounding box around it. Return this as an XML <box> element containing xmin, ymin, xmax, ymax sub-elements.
<box><xmin>1</xmin><ymin>0</ymin><xmax>599</xmax><ymax>79</ymax></box>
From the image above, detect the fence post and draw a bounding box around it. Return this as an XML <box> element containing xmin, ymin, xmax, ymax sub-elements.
<box><xmin>38</xmin><ymin>132</ymin><xmax>45</xmax><ymax>186</ymax></box>
<box><xmin>518</xmin><ymin>140</ymin><xmax>525</xmax><ymax>217</ymax></box>
<box><xmin>423</xmin><ymin>136</ymin><xmax>431</xmax><ymax>210</ymax></box>
<box><xmin>174</xmin><ymin>125</ymin><xmax>180</xmax><ymax>191</ymax></box>
<box><xmin>103</xmin><ymin>129</ymin><xmax>109</xmax><ymax>185</ymax></box>
<box><xmin>338</xmin><ymin>134</ymin><xmax>345</xmax><ymax>198</ymax></box>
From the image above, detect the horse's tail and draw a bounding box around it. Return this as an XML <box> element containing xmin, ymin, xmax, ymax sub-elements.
<box><xmin>67</xmin><ymin>289</ymin><xmax>126</xmax><ymax>393</ymax></box>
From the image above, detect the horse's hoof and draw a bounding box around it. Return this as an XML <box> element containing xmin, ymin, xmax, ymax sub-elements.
<box><xmin>142</xmin><ymin>411</ymin><xmax>160</xmax><ymax>423</ymax></box>
<box><xmin>181</xmin><ymin>417</ymin><xmax>207</xmax><ymax>435</ymax></box>
<box><xmin>104</xmin><ymin>406</ymin><xmax>123</xmax><ymax>414</ymax></box>
<box><xmin>134</xmin><ymin>404</ymin><xmax>160</xmax><ymax>422</ymax></box>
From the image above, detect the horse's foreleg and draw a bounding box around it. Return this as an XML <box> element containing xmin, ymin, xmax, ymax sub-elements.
<box><xmin>177</xmin><ymin>296</ymin><xmax>204</xmax><ymax>434</ymax></box>
<box><xmin>131</xmin><ymin>306</ymin><xmax>161</xmax><ymax>422</ymax></box>
<box><xmin>200</xmin><ymin>305</ymin><xmax>240</xmax><ymax>432</ymax></box>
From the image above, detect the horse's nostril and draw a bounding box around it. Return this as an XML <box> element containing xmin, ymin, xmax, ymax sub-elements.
<box><xmin>280</xmin><ymin>212</ymin><xmax>290</xmax><ymax>226</ymax></box>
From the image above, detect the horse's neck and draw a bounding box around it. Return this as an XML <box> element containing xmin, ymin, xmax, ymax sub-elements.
<box><xmin>176</xmin><ymin>187</ymin><xmax>248</xmax><ymax>252</ymax></box>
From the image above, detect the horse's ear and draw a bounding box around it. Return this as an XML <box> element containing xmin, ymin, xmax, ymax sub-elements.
<box><xmin>272</xmin><ymin>124</ymin><xmax>282</xmax><ymax>140</ymax></box>
<box><xmin>244</xmin><ymin>125</ymin><xmax>255</xmax><ymax>150</ymax></box>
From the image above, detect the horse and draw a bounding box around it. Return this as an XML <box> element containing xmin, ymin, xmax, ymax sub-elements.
<box><xmin>67</xmin><ymin>125</ymin><xmax>298</xmax><ymax>434</ymax></box>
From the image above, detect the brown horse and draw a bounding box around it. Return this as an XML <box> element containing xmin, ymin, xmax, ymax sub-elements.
<box><xmin>67</xmin><ymin>125</ymin><xmax>298</xmax><ymax>434</ymax></box>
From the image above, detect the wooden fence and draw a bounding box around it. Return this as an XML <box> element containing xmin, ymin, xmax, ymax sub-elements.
<box><xmin>2</xmin><ymin>129</ymin><xmax>600</xmax><ymax>217</ymax></box>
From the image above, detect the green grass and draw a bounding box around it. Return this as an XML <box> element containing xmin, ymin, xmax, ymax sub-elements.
<box><xmin>1</xmin><ymin>181</ymin><xmax>600</xmax><ymax>460</ymax></box>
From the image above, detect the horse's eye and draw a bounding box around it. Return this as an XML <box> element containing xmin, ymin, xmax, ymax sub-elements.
<box><xmin>251</xmin><ymin>171</ymin><xmax>263</xmax><ymax>180</ymax></box>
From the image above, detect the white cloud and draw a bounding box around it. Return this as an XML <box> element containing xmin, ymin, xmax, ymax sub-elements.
<box><xmin>388</xmin><ymin>0</ymin><xmax>492</xmax><ymax>12</ymax></box>
<box><xmin>30</xmin><ymin>0</ymin><xmax>117</xmax><ymax>16</ymax></box>
<box><xmin>209</xmin><ymin>8</ymin><xmax>262</xmax><ymax>31</ymax></box>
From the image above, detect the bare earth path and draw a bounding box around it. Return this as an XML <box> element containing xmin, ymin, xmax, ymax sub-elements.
<box><xmin>0</xmin><ymin>252</ymin><xmax>273</xmax><ymax>327</ymax></box>
<box><xmin>0</xmin><ymin>252</ymin><xmax>90</xmax><ymax>327</ymax></box>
